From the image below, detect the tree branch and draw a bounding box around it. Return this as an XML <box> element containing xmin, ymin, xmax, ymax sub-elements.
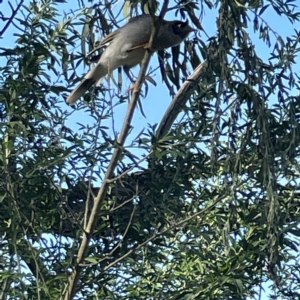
<box><xmin>63</xmin><ymin>2</ymin><xmax>170</xmax><ymax>299</ymax></box>
<box><xmin>156</xmin><ymin>60</ymin><xmax>208</xmax><ymax>138</ymax></box>
<box><xmin>83</xmin><ymin>179</ymin><xmax>246</xmax><ymax>286</ymax></box>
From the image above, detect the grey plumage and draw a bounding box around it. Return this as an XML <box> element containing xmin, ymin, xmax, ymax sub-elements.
<box><xmin>66</xmin><ymin>15</ymin><xmax>194</xmax><ymax>105</ymax></box>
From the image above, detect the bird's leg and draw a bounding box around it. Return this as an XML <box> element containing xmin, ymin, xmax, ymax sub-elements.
<box><xmin>123</xmin><ymin>66</ymin><xmax>136</xmax><ymax>93</ymax></box>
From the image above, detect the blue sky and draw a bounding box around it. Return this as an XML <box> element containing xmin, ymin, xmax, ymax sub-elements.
<box><xmin>2</xmin><ymin>0</ymin><xmax>298</xmax><ymax>141</ymax></box>
<box><xmin>1</xmin><ymin>1</ymin><xmax>300</xmax><ymax>298</ymax></box>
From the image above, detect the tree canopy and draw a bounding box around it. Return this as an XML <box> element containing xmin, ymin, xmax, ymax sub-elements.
<box><xmin>1</xmin><ymin>0</ymin><xmax>300</xmax><ymax>299</ymax></box>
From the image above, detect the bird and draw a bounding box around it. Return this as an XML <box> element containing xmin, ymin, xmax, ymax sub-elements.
<box><xmin>66</xmin><ymin>14</ymin><xmax>195</xmax><ymax>105</ymax></box>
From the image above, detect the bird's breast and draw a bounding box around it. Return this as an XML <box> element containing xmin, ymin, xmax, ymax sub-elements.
<box><xmin>100</xmin><ymin>41</ymin><xmax>146</xmax><ymax>70</ymax></box>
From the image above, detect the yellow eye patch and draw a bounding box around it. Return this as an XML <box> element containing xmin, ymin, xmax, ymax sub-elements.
<box><xmin>176</xmin><ymin>22</ymin><xmax>188</xmax><ymax>28</ymax></box>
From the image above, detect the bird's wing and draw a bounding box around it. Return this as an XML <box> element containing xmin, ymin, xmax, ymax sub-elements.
<box><xmin>99</xmin><ymin>30</ymin><xmax>120</xmax><ymax>45</ymax></box>
<box><xmin>127</xmin><ymin>43</ymin><xmax>149</xmax><ymax>51</ymax></box>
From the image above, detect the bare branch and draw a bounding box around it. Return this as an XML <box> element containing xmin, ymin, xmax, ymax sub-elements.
<box><xmin>156</xmin><ymin>60</ymin><xmax>208</xmax><ymax>138</ymax></box>
<box><xmin>0</xmin><ymin>0</ymin><xmax>25</xmax><ymax>38</ymax></box>
<box><xmin>63</xmin><ymin>2</ymin><xmax>170</xmax><ymax>299</ymax></box>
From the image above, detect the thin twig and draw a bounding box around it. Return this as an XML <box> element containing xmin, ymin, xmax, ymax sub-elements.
<box><xmin>80</xmin><ymin>205</ymin><xmax>137</xmax><ymax>267</ymax></box>
<box><xmin>0</xmin><ymin>0</ymin><xmax>25</xmax><ymax>37</ymax></box>
<box><xmin>102</xmin><ymin>180</ymin><xmax>245</xmax><ymax>271</ymax></box>
<box><xmin>106</xmin><ymin>150</ymin><xmax>152</xmax><ymax>183</ymax></box>
<box><xmin>84</xmin><ymin>180</ymin><xmax>245</xmax><ymax>286</ymax></box>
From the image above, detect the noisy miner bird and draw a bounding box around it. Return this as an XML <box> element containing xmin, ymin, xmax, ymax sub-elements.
<box><xmin>66</xmin><ymin>14</ymin><xmax>195</xmax><ymax>105</ymax></box>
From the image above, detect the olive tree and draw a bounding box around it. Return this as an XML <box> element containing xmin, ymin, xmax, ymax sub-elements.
<box><xmin>1</xmin><ymin>0</ymin><xmax>300</xmax><ymax>299</ymax></box>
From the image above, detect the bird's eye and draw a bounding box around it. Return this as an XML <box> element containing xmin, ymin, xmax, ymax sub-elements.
<box><xmin>172</xmin><ymin>21</ymin><xmax>189</xmax><ymax>35</ymax></box>
<box><xmin>176</xmin><ymin>21</ymin><xmax>188</xmax><ymax>28</ymax></box>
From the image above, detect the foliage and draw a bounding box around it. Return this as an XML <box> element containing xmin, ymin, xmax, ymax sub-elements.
<box><xmin>1</xmin><ymin>0</ymin><xmax>300</xmax><ymax>299</ymax></box>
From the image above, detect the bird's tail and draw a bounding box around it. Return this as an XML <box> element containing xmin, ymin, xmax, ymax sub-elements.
<box><xmin>66</xmin><ymin>63</ymin><xmax>108</xmax><ymax>105</ymax></box>
<box><xmin>66</xmin><ymin>78</ymin><xmax>95</xmax><ymax>105</ymax></box>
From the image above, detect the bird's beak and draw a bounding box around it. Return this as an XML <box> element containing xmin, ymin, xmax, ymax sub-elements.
<box><xmin>185</xmin><ymin>21</ymin><xmax>196</xmax><ymax>33</ymax></box>
<box><xmin>189</xmin><ymin>26</ymin><xmax>196</xmax><ymax>33</ymax></box>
